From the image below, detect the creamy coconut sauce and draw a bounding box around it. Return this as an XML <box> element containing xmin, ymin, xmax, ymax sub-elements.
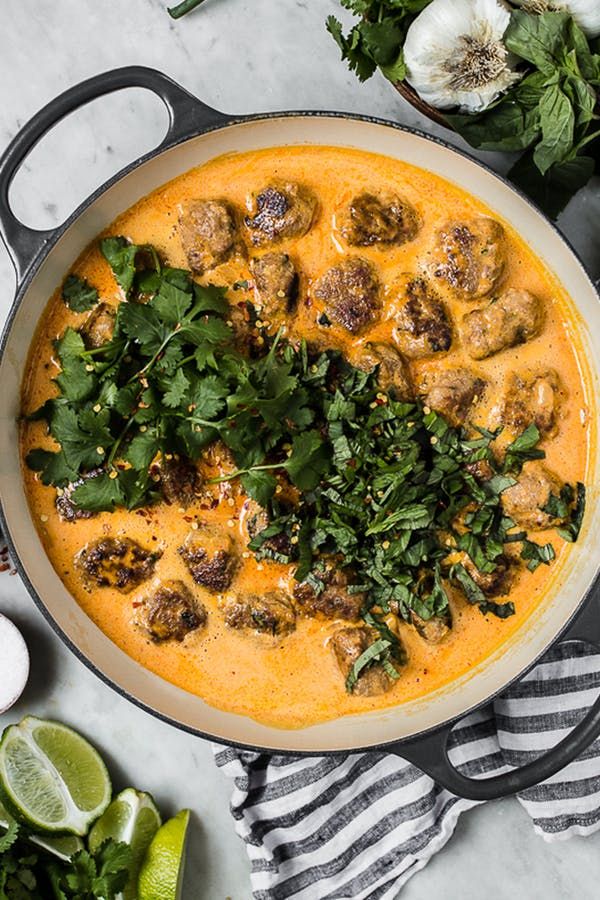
<box><xmin>20</xmin><ymin>146</ymin><xmax>591</xmax><ymax>728</ymax></box>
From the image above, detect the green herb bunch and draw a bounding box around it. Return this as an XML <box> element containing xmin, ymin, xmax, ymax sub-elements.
<box><xmin>28</xmin><ymin>241</ymin><xmax>584</xmax><ymax>670</ymax></box>
<box><xmin>0</xmin><ymin>823</ymin><xmax>131</xmax><ymax>900</ymax></box>
<box><xmin>328</xmin><ymin>3</ymin><xmax>600</xmax><ymax>217</ymax></box>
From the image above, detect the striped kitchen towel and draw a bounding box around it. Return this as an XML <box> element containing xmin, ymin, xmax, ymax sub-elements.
<box><xmin>214</xmin><ymin>640</ymin><xmax>600</xmax><ymax>899</ymax></box>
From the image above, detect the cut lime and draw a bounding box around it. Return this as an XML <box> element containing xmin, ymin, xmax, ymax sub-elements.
<box><xmin>89</xmin><ymin>788</ymin><xmax>161</xmax><ymax>899</ymax></box>
<box><xmin>0</xmin><ymin>796</ymin><xmax>84</xmax><ymax>860</ymax></box>
<box><xmin>0</xmin><ymin>716</ymin><xmax>111</xmax><ymax>835</ymax></box>
<box><xmin>137</xmin><ymin>809</ymin><xmax>190</xmax><ymax>900</ymax></box>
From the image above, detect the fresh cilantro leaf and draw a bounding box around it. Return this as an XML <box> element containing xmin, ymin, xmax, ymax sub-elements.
<box><xmin>100</xmin><ymin>237</ymin><xmax>139</xmax><ymax>294</ymax></box>
<box><xmin>283</xmin><ymin>431</ymin><xmax>330</xmax><ymax>490</ymax></box>
<box><xmin>326</xmin><ymin>16</ymin><xmax>378</xmax><ymax>82</ymax></box>
<box><xmin>241</xmin><ymin>470</ymin><xmax>278</xmax><ymax>506</ymax></box>
<box><xmin>162</xmin><ymin>368</ymin><xmax>190</xmax><ymax>409</ymax></box>
<box><xmin>62</xmin><ymin>274</ymin><xmax>99</xmax><ymax>312</ymax></box>
<box><xmin>54</xmin><ymin>328</ymin><xmax>96</xmax><ymax>402</ymax></box>
<box><xmin>117</xmin><ymin>302</ymin><xmax>169</xmax><ymax>356</ymax></box>
<box><xmin>25</xmin><ymin>448</ymin><xmax>78</xmax><ymax>486</ymax></box>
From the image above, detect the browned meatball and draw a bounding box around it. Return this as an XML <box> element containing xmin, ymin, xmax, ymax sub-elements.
<box><xmin>354</xmin><ymin>342</ymin><xmax>413</xmax><ymax>400</ymax></box>
<box><xmin>461</xmin><ymin>289</ymin><xmax>543</xmax><ymax>360</ymax></box>
<box><xmin>250</xmin><ymin>252</ymin><xmax>298</xmax><ymax>318</ymax></box>
<box><xmin>423</xmin><ymin>368</ymin><xmax>486</xmax><ymax>427</ymax></box>
<box><xmin>313</xmin><ymin>257</ymin><xmax>380</xmax><ymax>334</ymax></box>
<box><xmin>178</xmin><ymin>527</ymin><xmax>237</xmax><ymax>592</ymax></box>
<box><xmin>56</xmin><ymin>469</ymin><xmax>103</xmax><ymax>522</ymax></box>
<box><xmin>220</xmin><ymin>590</ymin><xmax>296</xmax><ymax>636</ymax></box>
<box><xmin>245</xmin><ymin>182</ymin><xmax>316</xmax><ymax>246</ymax></box>
<box><xmin>411</xmin><ymin>611</ymin><xmax>451</xmax><ymax>643</ymax></box>
<box><xmin>293</xmin><ymin>562</ymin><xmax>365</xmax><ymax>620</ymax></box>
<box><xmin>498</xmin><ymin>370</ymin><xmax>563</xmax><ymax>437</ymax></box>
<box><xmin>463</xmin><ymin>554</ymin><xmax>514</xmax><ymax>597</ymax></box>
<box><xmin>136</xmin><ymin>580</ymin><xmax>207</xmax><ymax>642</ymax></box>
<box><xmin>76</xmin><ymin>537</ymin><xmax>161</xmax><ymax>592</ymax></box>
<box><xmin>330</xmin><ymin>627</ymin><xmax>398</xmax><ymax>696</ymax></box>
<box><xmin>179</xmin><ymin>199</ymin><xmax>239</xmax><ymax>274</ymax></box>
<box><xmin>502</xmin><ymin>462</ymin><xmax>567</xmax><ymax>531</ymax></box>
<box><xmin>391</xmin><ymin>276</ymin><xmax>452</xmax><ymax>359</ymax></box>
<box><xmin>429</xmin><ymin>218</ymin><xmax>506</xmax><ymax>300</ymax></box>
<box><xmin>80</xmin><ymin>303</ymin><xmax>116</xmax><ymax>349</ymax></box>
<box><xmin>339</xmin><ymin>191</ymin><xmax>419</xmax><ymax>248</ymax></box>
<box><xmin>155</xmin><ymin>455</ymin><xmax>201</xmax><ymax>508</ymax></box>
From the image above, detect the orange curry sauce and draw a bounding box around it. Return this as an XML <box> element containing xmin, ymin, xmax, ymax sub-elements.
<box><xmin>20</xmin><ymin>146</ymin><xmax>590</xmax><ymax>728</ymax></box>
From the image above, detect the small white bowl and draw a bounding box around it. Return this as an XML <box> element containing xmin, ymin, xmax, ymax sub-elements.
<box><xmin>0</xmin><ymin>614</ymin><xmax>30</xmax><ymax>714</ymax></box>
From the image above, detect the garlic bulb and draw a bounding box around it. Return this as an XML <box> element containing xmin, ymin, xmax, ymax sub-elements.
<box><xmin>512</xmin><ymin>0</ymin><xmax>600</xmax><ymax>38</ymax></box>
<box><xmin>404</xmin><ymin>0</ymin><xmax>522</xmax><ymax>113</ymax></box>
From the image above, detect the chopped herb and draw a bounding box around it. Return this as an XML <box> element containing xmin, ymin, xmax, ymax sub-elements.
<box><xmin>503</xmin><ymin>423</ymin><xmax>546</xmax><ymax>472</ymax></box>
<box><xmin>557</xmin><ymin>482</ymin><xmax>586</xmax><ymax>542</ymax></box>
<box><xmin>27</xmin><ymin>242</ymin><xmax>585</xmax><ymax>642</ymax></box>
<box><xmin>346</xmin><ymin>638</ymin><xmax>399</xmax><ymax>692</ymax></box>
<box><xmin>520</xmin><ymin>539</ymin><xmax>556</xmax><ymax>572</ymax></box>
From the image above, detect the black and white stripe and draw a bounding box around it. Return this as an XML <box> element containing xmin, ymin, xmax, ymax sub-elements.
<box><xmin>214</xmin><ymin>641</ymin><xmax>600</xmax><ymax>898</ymax></box>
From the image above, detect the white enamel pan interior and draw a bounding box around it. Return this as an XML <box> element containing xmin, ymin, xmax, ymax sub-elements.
<box><xmin>1</xmin><ymin>79</ymin><xmax>599</xmax><ymax>754</ymax></box>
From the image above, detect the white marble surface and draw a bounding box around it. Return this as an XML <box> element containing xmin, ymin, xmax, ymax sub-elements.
<box><xmin>0</xmin><ymin>2</ymin><xmax>599</xmax><ymax>898</ymax></box>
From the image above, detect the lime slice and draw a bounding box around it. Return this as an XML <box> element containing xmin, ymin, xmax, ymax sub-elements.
<box><xmin>137</xmin><ymin>809</ymin><xmax>190</xmax><ymax>900</ymax></box>
<box><xmin>0</xmin><ymin>796</ymin><xmax>84</xmax><ymax>860</ymax></box>
<box><xmin>89</xmin><ymin>788</ymin><xmax>161</xmax><ymax>900</ymax></box>
<box><xmin>0</xmin><ymin>716</ymin><xmax>111</xmax><ymax>835</ymax></box>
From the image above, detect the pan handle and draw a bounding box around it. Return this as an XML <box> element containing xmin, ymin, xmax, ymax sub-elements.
<box><xmin>388</xmin><ymin>583</ymin><xmax>600</xmax><ymax>800</ymax></box>
<box><xmin>0</xmin><ymin>66</ymin><xmax>233</xmax><ymax>283</ymax></box>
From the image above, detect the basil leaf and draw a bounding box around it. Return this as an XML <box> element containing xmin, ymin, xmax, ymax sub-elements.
<box><xmin>505</xmin><ymin>10</ymin><xmax>570</xmax><ymax>75</ymax></box>
<box><xmin>534</xmin><ymin>84</ymin><xmax>575</xmax><ymax>175</ymax></box>
<box><xmin>346</xmin><ymin>638</ymin><xmax>392</xmax><ymax>692</ymax></box>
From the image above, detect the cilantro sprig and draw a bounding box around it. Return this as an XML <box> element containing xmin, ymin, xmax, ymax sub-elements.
<box><xmin>27</xmin><ymin>239</ymin><xmax>329</xmax><ymax>513</ymax></box>
<box><xmin>0</xmin><ymin>828</ymin><xmax>131</xmax><ymax>900</ymax></box>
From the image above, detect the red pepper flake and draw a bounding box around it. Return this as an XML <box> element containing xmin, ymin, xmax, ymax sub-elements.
<box><xmin>183</xmin><ymin>516</ymin><xmax>194</xmax><ymax>523</ymax></box>
<box><xmin>132</xmin><ymin>601</ymin><xmax>141</xmax><ymax>608</ymax></box>
<box><xmin>0</xmin><ymin>563</ymin><xmax>9</xmax><ymax>573</ymax></box>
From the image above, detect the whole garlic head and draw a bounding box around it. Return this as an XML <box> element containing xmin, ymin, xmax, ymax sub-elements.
<box><xmin>512</xmin><ymin>0</ymin><xmax>600</xmax><ymax>38</ymax></box>
<box><xmin>404</xmin><ymin>0</ymin><xmax>522</xmax><ymax>113</ymax></box>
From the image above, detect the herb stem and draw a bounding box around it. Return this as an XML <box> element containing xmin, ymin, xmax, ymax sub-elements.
<box><xmin>207</xmin><ymin>462</ymin><xmax>285</xmax><ymax>485</ymax></box>
<box><xmin>575</xmin><ymin>128</ymin><xmax>600</xmax><ymax>151</ymax></box>
<box><xmin>167</xmin><ymin>0</ymin><xmax>207</xmax><ymax>18</ymax></box>
<box><xmin>126</xmin><ymin>332</ymin><xmax>176</xmax><ymax>385</ymax></box>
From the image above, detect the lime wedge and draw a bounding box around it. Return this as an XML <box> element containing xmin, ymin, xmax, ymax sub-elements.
<box><xmin>0</xmin><ymin>716</ymin><xmax>111</xmax><ymax>835</ymax></box>
<box><xmin>0</xmin><ymin>796</ymin><xmax>84</xmax><ymax>860</ymax></box>
<box><xmin>137</xmin><ymin>809</ymin><xmax>190</xmax><ymax>900</ymax></box>
<box><xmin>89</xmin><ymin>788</ymin><xmax>161</xmax><ymax>899</ymax></box>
